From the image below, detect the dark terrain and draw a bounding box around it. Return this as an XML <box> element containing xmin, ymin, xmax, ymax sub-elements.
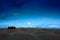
<box><xmin>0</xmin><ymin>28</ymin><xmax>60</xmax><ymax>40</ymax></box>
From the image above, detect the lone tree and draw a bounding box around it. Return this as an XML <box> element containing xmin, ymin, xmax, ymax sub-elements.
<box><xmin>8</xmin><ymin>26</ymin><xmax>16</xmax><ymax>29</ymax></box>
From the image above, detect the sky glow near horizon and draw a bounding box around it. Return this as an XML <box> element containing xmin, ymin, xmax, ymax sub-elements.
<box><xmin>0</xmin><ymin>18</ymin><xmax>60</xmax><ymax>28</ymax></box>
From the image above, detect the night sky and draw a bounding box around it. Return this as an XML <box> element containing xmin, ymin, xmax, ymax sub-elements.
<box><xmin>0</xmin><ymin>0</ymin><xmax>60</xmax><ymax>28</ymax></box>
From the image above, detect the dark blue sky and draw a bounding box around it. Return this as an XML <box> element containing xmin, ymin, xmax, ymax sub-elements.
<box><xmin>0</xmin><ymin>0</ymin><xmax>60</xmax><ymax>28</ymax></box>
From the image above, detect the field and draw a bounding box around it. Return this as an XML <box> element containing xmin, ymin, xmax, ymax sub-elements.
<box><xmin>0</xmin><ymin>28</ymin><xmax>60</xmax><ymax>40</ymax></box>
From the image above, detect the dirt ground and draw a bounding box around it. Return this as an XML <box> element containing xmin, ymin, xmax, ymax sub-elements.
<box><xmin>0</xmin><ymin>28</ymin><xmax>60</xmax><ymax>40</ymax></box>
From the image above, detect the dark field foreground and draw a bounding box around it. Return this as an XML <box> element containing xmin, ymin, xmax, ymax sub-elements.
<box><xmin>0</xmin><ymin>28</ymin><xmax>60</xmax><ymax>40</ymax></box>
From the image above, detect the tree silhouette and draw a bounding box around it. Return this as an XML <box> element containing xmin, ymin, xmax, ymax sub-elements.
<box><xmin>8</xmin><ymin>26</ymin><xmax>16</xmax><ymax>29</ymax></box>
